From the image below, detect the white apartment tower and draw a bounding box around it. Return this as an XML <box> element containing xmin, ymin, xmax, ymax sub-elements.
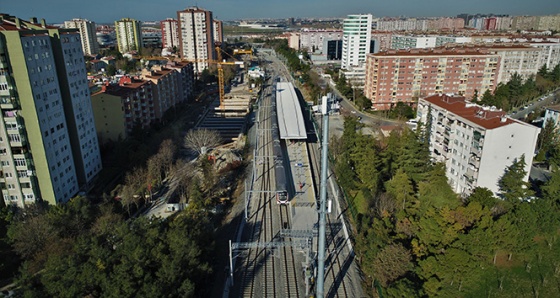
<box><xmin>160</xmin><ymin>18</ymin><xmax>180</xmax><ymax>50</ymax></box>
<box><xmin>0</xmin><ymin>14</ymin><xmax>102</xmax><ymax>207</ymax></box>
<box><xmin>115</xmin><ymin>18</ymin><xmax>142</xmax><ymax>53</ymax></box>
<box><xmin>341</xmin><ymin>14</ymin><xmax>373</xmax><ymax>84</ymax></box>
<box><xmin>63</xmin><ymin>18</ymin><xmax>99</xmax><ymax>55</ymax></box>
<box><xmin>341</xmin><ymin>14</ymin><xmax>373</xmax><ymax>70</ymax></box>
<box><xmin>417</xmin><ymin>94</ymin><xmax>539</xmax><ymax>196</ymax></box>
<box><xmin>177</xmin><ymin>7</ymin><xmax>215</xmax><ymax>74</ymax></box>
<box><xmin>213</xmin><ymin>19</ymin><xmax>223</xmax><ymax>44</ymax></box>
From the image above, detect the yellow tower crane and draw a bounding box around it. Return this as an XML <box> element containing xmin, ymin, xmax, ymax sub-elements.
<box><xmin>233</xmin><ymin>48</ymin><xmax>254</xmax><ymax>57</ymax></box>
<box><xmin>182</xmin><ymin>46</ymin><xmax>244</xmax><ymax>110</ymax></box>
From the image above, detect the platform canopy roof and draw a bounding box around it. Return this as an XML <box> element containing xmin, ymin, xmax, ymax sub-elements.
<box><xmin>276</xmin><ymin>82</ymin><xmax>307</xmax><ymax>140</ymax></box>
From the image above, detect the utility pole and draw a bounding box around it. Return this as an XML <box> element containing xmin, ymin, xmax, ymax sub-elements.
<box><xmin>316</xmin><ymin>95</ymin><xmax>330</xmax><ymax>298</ymax></box>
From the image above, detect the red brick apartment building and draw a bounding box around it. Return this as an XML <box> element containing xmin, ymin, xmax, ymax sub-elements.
<box><xmin>364</xmin><ymin>48</ymin><xmax>500</xmax><ymax>110</ymax></box>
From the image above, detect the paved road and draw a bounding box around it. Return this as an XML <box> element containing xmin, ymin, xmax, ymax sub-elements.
<box><xmin>509</xmin><ymin>88</ymin><xmax>560</xmax><ymax>120</ymax></box>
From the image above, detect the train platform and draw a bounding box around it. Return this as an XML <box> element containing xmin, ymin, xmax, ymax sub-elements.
<box><xmin>284</xmin><ymin>140</ymin><xmax>317</xmax><ymax>231</ymax></box>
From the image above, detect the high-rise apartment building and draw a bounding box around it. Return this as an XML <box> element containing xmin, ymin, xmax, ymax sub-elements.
<box><xmin>177</xmin><ymin>7</ymin><xmax>215</xmax><ymax>74</ymax></box>
<box><xmin>364</xmin><ymin>48</ymin><xmax>499</xmax><ymax>110</ymax></box>
<box><xmin>0</xmin><ymin>14</ymin><xmax>101</xmax><ymax>207</ymax></box>
<box><xmin>417</xmin><ymin>94</ymin><xmax>539</xmax><ymax>196</ymax></box>
<box><xmin>390</xmin><ymin>35</ymin><xmax>438</xmax><ymax>50</ymax></box>
<box><xmin>370</xmin><ymin>31</ymin><xmax>393</xmax><ymax>51</ymax></box>
<box><xmin>341</xmin><ymin>14</ymin><xmax>373</xmax><ymax>70</ymax></box>
<box><xmin>115</xmin><ymin>18</ymin><xmax>142</xmax><ymax>53</ymax></box>
<box><xmin>63</xmin><ymin>18</ymin><xmax>99</xmax><ymax>55</ymax></box>
<box><xmin>213</xmin><ymin>19</ymin><xmax>223</xmax><ymax>44</ymax></box>
<box><xmin>164</xmin><ymin>61</ymin><xmax>195</xmax><ymax>103</ymax></box>
<box><xmin>341</xmin><ymin>14</ymin><xmax>374</xmax><ymax>84</ymax></box>
<box><xmin>160</xmin><ymin>18</ymin><xmax>180</xmax><ymax>50</ymax></box>
<box><xmin>441</xmin><ymin>43</ymin><xmax>558</xmax><ymax>84</ymax></box>
<box><xmin>536</xmin><ymin>15</ymin><xmax>560</xmax><ymax>31</ymax></box>
<box><xmin>427</xmin><ymin>17</ymin><xmax>465</xmax><ymax>30</ymax></box>
<box><xmin>141</xmin><ymin>66</ymin><xmax>181</xmax><ymax>120</ymax></box>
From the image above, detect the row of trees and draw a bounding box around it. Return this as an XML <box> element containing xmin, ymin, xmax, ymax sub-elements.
<box><xmin>331</xmin><ymin>117</ymin><xmax>560</xmax><ymax>297</ymax></box>
<box><xmin>266</xmin><ymin>39</ymin><xmax>325</xmax><ymax>103</ymax></box>
<box><xmin>1</xmin><ymin>197</ymin><xmax>214</xmax><ymax>297</ymax></box>
<box><xmin>327</xmin><ymin>71</ymin><xmax>372</xmax><ymax>110</ymax></box>
<box><xmin>117</xmin><ymin>139</ymin><xmax>177</xmax><ymax>213</ymax></box>
<box><xmin>118</xmin><ymin>128</ymin><xmax>224</xmax><ymax>214</ymax></box>
<box><xmin>475</xmin><ymin>64</ymin><xmax>560</xmax><ymax>110</ymax></box>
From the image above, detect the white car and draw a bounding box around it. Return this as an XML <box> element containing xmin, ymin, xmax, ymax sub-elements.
<box><xmin>351</xmin><ymin>110</ymin><xmax>356</xmax><ymax>114</ymax></box>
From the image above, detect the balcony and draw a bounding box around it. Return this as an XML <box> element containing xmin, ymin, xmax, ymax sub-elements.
<box><xmin>470</xmin><ymin>145</ymin><xmax>482</xmax><ymax>157</ymax></box>
<box><xmin>468</xmin><ymin>158</ymin><xmax>480</xmax><ymax>169</ymax></box>
<box><xmin>0</xmin><ymin>92</ymin><xmax>17</xmax><ymax>109</ymax></box>
<box><xmin>465</xmin><ymin>166</ymin><xmax>478</xmax><ymax>180</ymax></box>
<box><xmin>463</xmin><ymin>173</ymin><xmax>475</xmax><ymax>185</ymax></box>
<box><xmin>8</xmin><ymin>132</ymin><xmax>26</xmax><ymax>147</ymax></box>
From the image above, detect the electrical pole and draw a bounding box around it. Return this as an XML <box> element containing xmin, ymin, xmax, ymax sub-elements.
<box><xmin>316</xmin><ymin>95</ymin><xmax>330</xmax><ymax>298</ymax></box>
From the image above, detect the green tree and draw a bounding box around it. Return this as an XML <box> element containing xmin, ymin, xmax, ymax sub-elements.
<box><xmin>551</xmin><ymin>64</ymin><xmax>560</xmax><ymax>83</ymax></box>
<box><xmin>537</xmin><ymin>64</ymin><xmax>549</xmax><ymax>78</ymax></box>
<box><xmin>536</xmin><ymin>118</ymin><xmax>558</xmax><ymax>157</ymax></box>
<box><xmin>351</xmin><ymin>134</ymin><xmax>382</xmax><ymax>194</ymax></box>
<box><xmin>371</xmin><ymin>244</ymin><xmax>412</xmax><ymax>287</ymax></box>
<box><xmin>541</xmin><ymin>167</ymin><xmax>560</xmax><ymax>204</ymax></box>
<box><xmin>480</xmin><ymin>89</ymin><xmax>494</xmax><ymax>106</ymax></box>
<box><xmin>334</xmin><ymin>153</ymin><xmax>356</xmax><ymax>190</ymax></box>
<box><xmin>471</xmin><ymin>89</ymin><xmax>479</xmax><ymax>103</ymax></box>
<box><xmin>392</xmin><ymin>129</ymin><xmax>431</xmax><ymax>183</ymax></box>
<box><xmin>388</xmin><ymin>102</ymin><xmax>415</xmax><ymax>119</ymax></box>
<box><xmin>497</xmin><ymin>154</ymin><xmax>534</xmax><ymax>202</ymax></box>
<box><xmin>417</xmin><ymin>163</ymin><xmax>458</xmax><ymax>210</ymax></box>
<box><xmin>385</xmin><ymin>169</ymin><xmax>415</xmax><ymax>211</ymax></box>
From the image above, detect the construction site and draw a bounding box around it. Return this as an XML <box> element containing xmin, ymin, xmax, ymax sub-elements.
<box><xmin>193</xmin><ymin>47</ymin><xmax>261</xmax><ymax>144</ymax></box>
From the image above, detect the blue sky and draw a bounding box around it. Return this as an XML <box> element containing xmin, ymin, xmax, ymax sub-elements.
<box><xmin>3</xmin><ymin>0</ymin><xmax>559</xmax><ymax>23</ymax></box>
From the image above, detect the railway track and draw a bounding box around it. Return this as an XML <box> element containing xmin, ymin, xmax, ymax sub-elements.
<box><xmin>239</xmin><ymin>82</ymin><xmax>276</xmax><ymax>298</ymax></box>
<box><xmin>306</xmin><ymin>140</ymin><xmax>349</xmax><ymax>298</ymax></box>
<box><xmin>234</xmin><ymin>72</ymin><xmax>305</xmax><ymax>297</ymax></box>
<box><xmin>279</xmin><ymin>204</ymin><xmax>300</xmax><ymax>298</ymax></box>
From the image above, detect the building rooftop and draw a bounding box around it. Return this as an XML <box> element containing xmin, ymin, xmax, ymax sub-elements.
<box><xmin>423</xmin><ymin>94</ymin><xmax>518</xmax><ymax>130</ymax></box>
<box><xmin>0</xmin><ymin>14</ymin><xmax>59</xmax><ymax>31</ymax></box>
<box><xmin>92</xmin><ymin>77</ymin><xmax>151</xmax><ymax>97</ymax></box>
<box><xmin>442</xmin><ymin>43</ymin><xmax>538</xmax><ymax>51</ymax></box>
<box><xmin>371</xmin><ymin>47</ymin><xmax>490</xmax><ymax>57</ymax></box>
<box><xmin>276</xmin><ymin>82</ymin><xmax>307</xmax><ymax>140</ymax></box>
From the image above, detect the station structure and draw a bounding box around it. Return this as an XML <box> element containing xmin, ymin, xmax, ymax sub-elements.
<box><xmin>276</xmin><ymin>82</ymin><xmax>307</xmax><ymax>140</ymax></box>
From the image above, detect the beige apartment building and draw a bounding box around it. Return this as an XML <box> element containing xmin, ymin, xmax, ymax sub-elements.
<box><xmin>364</xmin><ymin>48</ymin><xmax>499</xmax><ymax>110</ymax></box>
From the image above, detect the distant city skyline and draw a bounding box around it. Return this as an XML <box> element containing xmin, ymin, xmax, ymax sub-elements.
<box><xmin>3</xmin><ymin>0</ymin><xmax>560</xmax><ymax>24</ymax></box>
